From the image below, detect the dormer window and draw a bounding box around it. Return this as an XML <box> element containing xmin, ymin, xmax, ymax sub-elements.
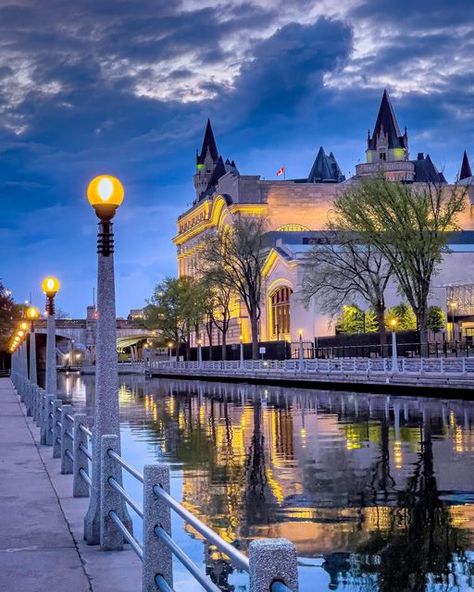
<box><xmin>379</xmin><ymin>152</ymin><xmax>386</xmax><ymax>161</ymax></box>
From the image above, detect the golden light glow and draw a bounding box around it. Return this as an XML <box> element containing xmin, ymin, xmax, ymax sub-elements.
<box><xmin>298</xmin><ymin>329</ymin><xmax>303</xmax><ymax>337</ymax></box>
<box><xmin>17</xmin><ymin>330</ymin><xmax>25</xmax><ymax>338</ymax></box>
<box><xmin>20</xmin><ymin>321</ymin><xmax>29</xmax><ymax>331</ymax></box>
<box><xmin>390</xmin><ymin>319</ymin><xmax>397</xmax><ymax>329</ymax></box>
<box><xmin>26</xmin><ymin>306</ymin><xmax>40</xmax><ymax>320</ymax></box>
<box><xmin>87</xmin><ymin>175</ymin><xmax>124</xmax><ymax>208</ymax></box>
<box><xmin>167</xmin><ymin>342</ymin><xmax>173</xmax><ymax>348</ymax></box>
<box><xmin>42</xmin><ymin>276</ymin><xmax>60</xmax><ymax>297</ymax></box>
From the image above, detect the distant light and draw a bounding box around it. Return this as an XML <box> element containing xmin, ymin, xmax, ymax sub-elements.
<box><xmin>98</xmin><ymin>177</ymin><xmax>114</xmax><ymax>201</ymax></box>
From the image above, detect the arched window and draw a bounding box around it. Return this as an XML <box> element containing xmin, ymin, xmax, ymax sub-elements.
<box><xmin>271</xmin><ymin>287</ymin><xmax>292</xmax><ymax>337</ymax></box>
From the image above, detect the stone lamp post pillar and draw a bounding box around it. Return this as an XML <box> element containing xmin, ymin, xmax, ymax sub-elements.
<box><xmin>26</xmin><ymin>306</ymin><xmax>40</xmax><ymax>385</ymax></box>
<box><xmin>84</xmin><ymin>175</ymin><xmax>126</xmax><ymax>546</ymax></box>
<box><xmin>42</xmin><ymin>277</ymin><xmax>60</xmax><ymax>395</ymax></box>
<box><xmin>390</xmin><ymin>319</ymin><xmax>398</xmax><ymax>374</ymax></box>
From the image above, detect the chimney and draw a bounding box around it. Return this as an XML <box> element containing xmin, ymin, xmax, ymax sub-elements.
<box><xmin>417</xmin><ymin>152</ymin><xmax>424</xmax><ymax>160</ymax></box>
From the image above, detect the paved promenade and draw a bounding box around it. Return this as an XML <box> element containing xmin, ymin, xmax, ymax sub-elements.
<box><xmin>0</xmin><ymin>378</ymin><xmax>140</xmax><ymax>592</ymax></box>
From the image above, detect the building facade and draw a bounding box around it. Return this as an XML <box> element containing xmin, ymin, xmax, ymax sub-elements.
<box><xmin>174</xmin><ymin>91</ymin><xmax>474</xmax><ymax>345</ymax></box>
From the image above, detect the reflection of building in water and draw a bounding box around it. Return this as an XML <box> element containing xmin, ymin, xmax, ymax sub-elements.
<box><xmin>120</xmin><ymin>379</ymin><xmax>474</xmax><ymax>564</ymax></box>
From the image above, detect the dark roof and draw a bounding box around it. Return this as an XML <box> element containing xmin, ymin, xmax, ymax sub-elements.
<box><xmin>412</xmin><ymin>154</ymin><xmax>446</xmax><ymax>184</ymax></box>
<box><xmin>198</xmin><ymin>156</ymin><xmax>228</xmax><ymax>201</ymax></box>
<box><xmin>197</xmin><ymin>118</ymin><xmax>219</xmax><ymax>164</ymax></box>
<box><xmin>368</xmin><ymin>89</ymin><xmax>407</xmax><ymax>150</ymax></box>
<box><xmin>460</xmin><ymin>150</ymin><xmax>472</xmax><ymax>180</ymax></box>
<box><xmin>308</xmin><ymin>147</ymin><xmax>345</xmax><ymax>183</ymax></box>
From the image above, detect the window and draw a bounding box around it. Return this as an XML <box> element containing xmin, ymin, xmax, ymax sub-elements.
<box><xmin>379</xmin><ymin>152</ymin><xmax>386</xmax><ymax>161</ymax></box>
<box><xmin>278</xmin><ymin>224</ymin><xmax>310</xmax><ymax>232</ymax></box>
<box><xmin>271</xmin><ymin>287</ymin><xmax>292</xmax><ymax>337</ymax></box>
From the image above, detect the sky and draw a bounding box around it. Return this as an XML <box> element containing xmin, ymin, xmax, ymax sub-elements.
<box><xmin>1</xmin><ymin>0</ymin><xmax>473</xmax><ymax>317</ymax></box>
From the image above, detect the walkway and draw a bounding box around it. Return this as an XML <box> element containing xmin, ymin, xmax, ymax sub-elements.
<box><xmin>0</xmin><ymin>378</ymin><xmax>141</xmax><ymax>592</ymax></box>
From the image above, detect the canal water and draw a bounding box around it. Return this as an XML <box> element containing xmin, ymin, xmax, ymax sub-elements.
<box><xmin>59</xmin><ymin>374</ymin><xmax>474</xmax><ymax>592</ymax></box>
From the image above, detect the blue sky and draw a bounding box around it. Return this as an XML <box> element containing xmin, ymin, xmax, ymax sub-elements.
<box><xmin>1</xmin><ymin>0</ymin><xmax>473</xmax><ymax>317</ymax></box>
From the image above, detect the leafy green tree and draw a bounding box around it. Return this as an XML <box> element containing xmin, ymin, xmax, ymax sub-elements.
<box><xmin>385</xmin><ymin>303</ymin><xmax>417</xmax><ymax>331</ymax></box>
<box><xmin>427</xmin><ymin>306</ymin><xmax>445</xmax><ymax>334</ymax></box>
<box><xmin>335</xmin><ymin>304</ymin><xmax>365</xmax><ymax>334</ymax></box>
<box><xmin>0</xmin><ymin>282</ymin><xmax>22</xmax><ymax>352</ymax></box>
<box><xmin>332</xmin><ymin>176</ymin><xmax>467</xmax><ymax>348</ymax></box>
<box><xmin>145</xmin><ymin>276</ymin><xmax>208</xmax><ymax>360</ymax></box>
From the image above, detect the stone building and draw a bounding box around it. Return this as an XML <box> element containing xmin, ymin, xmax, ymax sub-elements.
<box><xmin>174</xmin><ymin>90</ymin><xmax>474</xmax><ymax>345</ymax></box>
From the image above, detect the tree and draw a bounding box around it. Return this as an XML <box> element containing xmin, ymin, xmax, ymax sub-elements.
<box><xmin>144</xmin><ymin>276</ymin><xmax>208</xmax><ymax>360</ymax></box>
<box><xmin>385</xmin><ymin>302</ymin><xmax>417</xmax><ymax>331</ymax></box>
<box><xmin>332</xmin><ymin>176</ymin><xmax>467</xmax><ymax>347</ymax></box>
<box><xmin>335</xmin><ymin>304</ymin><xmax>365</xmax><ymax>334</ymax></box>
<box><xmin>206</xmin><ymin>279</ymin><xmax>232</xmax><ymax>361</ymax></box>
<box><xmin>302</xmin><ymin>228</ymin><xmax>392</xmax><ymax>344</ymax></box>
<box><xmin>427</xmin><ymin>306</ymin><xmax>445</xmax><ymax>334</ymax></box>
<box><xmin>0</xmin><ymin>282</ymin><xmax>22</xmax><ymax>352</ymax></box>
<box><xmin>200</xmin><ymin>216</ymin><xmax>267</xmax><ymax>359</ymax></box>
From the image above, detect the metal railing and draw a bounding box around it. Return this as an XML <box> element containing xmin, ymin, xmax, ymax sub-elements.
<box><xmin>148</xmin><ymin>357</ymin><xmax>474</xmax><ymax>380</ymax></box>
<box><xmin>10</xmin><ymin>370</ymin><xmax>299</xmax><ymax>592</ymax></box>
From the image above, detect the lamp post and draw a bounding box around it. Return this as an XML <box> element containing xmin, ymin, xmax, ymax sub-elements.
<box><xmin>26</xmin><ymin>306</ymin><xmax>40</xmax><ymax>384</ymax></box>
<box><xmin>84</xmin><ymin>174</ymin><xmax>125</xmax><ymax>545</ymax></box>
<box><xmin>450</xmin><ymin>301</ymin><xmax>458</xmax><ymax>342</ymax></box>
<box><xmin>168</xmin><ymin>341</ymin><xmax>173</xmax><ymax>363</ymax></box>
<box><xmin>42</xmin><ymin>276</ymin><xmax>60</xmax><ymax>395</ymax></box>
<box><xmin>239</xmin><ymin>334</ymin><xmax>244</xmax><ymax>369</ymax></box>
<box><xmin>19</xmin><ymin>322</ymin><xmax>29</xmax><ymax>379</ymax></box>
<box><xmin>197</xmin><ymin>338</ymin><xmax>203</xmax><ymax>368</ymax></box>
<box><xmin>298</xmin><ymin>329</ymin><xmax>304</xmax><ymax>372</ymax></box>
<box><xmin>390</xmin><ymin>319</ymin><xmax>398</xmax><ymax>374</ymax></box>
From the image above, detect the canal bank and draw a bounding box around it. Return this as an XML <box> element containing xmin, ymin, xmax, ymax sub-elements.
<box><xmin>149</xmin><ymin>368</ymin><xmax>474</xmax><ymax>398</ymax></box>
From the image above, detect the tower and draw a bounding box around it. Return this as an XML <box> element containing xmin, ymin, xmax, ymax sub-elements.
<box><xmin>460</xmin><ymin>150</ymin><xmax>472</xmax><ymax>181</ymax></box>
<box><xmin>194</xmin><ymin>119</ymin><xmax>226</xmax><ymax>202</ymax></box>
<box><xmin>366</xmin><ymin>89</ymin><xmax>409</xmax><ymax>164</ymax></box>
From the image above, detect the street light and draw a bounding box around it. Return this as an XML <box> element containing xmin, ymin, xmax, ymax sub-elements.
<box><xmin>168</xmin><ymin>341</ymin><xmax>173</xmax><ymax>363</ymax></box>
<box><xmin>298</xmin><ymin>329</ymin><xmax>304</xmax><ymax>371</ymax></box>
<box><xmin>390</xmin><ymin>319</ymin><xmax>398</xmax><ymax>374</ymax></box>
<box><xmin>42</xmin><ymin>276</ymin><xmax>60</xmax><ymax>396</ymax></box>
<box><xmin>84</xmin><ymin>174</ymin><xmax>126</xmax><ymax>545</ymax></box>
<box><xmin>197</xmin><ymin>338</ymin><xmax>203</xmax><ymax>367</ymax></box>
<box><xmin>26</xmin><ymin>305</ymin><xmax>40</xmax><ymax>384</ymax></box>
<box><xmin>239</xmin><ymin>334</ymin><xmax>244</xmax><ymax>369</ymax></box>
<box><xmin>450</xmin><ymin>301</ymin><xmax>458</xmax><ymax>342</ymax></box>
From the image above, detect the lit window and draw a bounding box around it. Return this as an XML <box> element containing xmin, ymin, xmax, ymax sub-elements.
<box><xmin>277</xmin><ymin>224</ymin><xmax>310</xmax><ymax>232</ymax></box>
<box><xmin>271</xmin><ymin>287</ymin><xmax>292</xmax><ymax>337</ymax></box>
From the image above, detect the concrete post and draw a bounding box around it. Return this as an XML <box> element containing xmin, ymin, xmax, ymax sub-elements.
<box><xmin>29</xmin><ymin>328</ymin><xmax>37</xmax><ymax>385</ymax></box>
<box><xmin>391</xmin><ymin>329</ymin><xmax>398</xmax><ymax>374</ymax></box>
<box><xmin>73</xmin><ymin>414</ymin><xmax>91</xmax><ymax>497</ymax></box>
<box><xmin>60</xmin><ymin>405</ymin><xmax>73</xmax><ymax>474</ymax></box>
<box><xmin>100</xmin><ymin>434</ymin><xmax>123</xmax><ymax>550</ymax></box>
<box><xmin>85</xmin><ymin>222</ymin><xmax>125</xmax><ymax>545</ymax></box>
<box><xmin>240</xmin><ymin>340</ymin><xmax>244</xmax><ymax>370</ymax></box>
<box><xmin>19</xmin><ymin>343</ymin><xmax>28</xmax><ymax>399</ymax></box>
<box><xmin>45</xmin><ymin>306</ymin><xmax>57</xmax><ymax>396</ymax></box>
<box><xmin>45</xmin><ymin>394</ymin><xmax>55</xmax><ymax>446</ymax></box>
<box><xmin>249</xmin><ymin>538</ymin><xmax>299</xmax><ymax>592</ymax></box>
<box><xmin>40</xmin><ymin>392</ymin><xmax>51</xmax><ymax>445</ymax></box>
<box><xmin>52</xmin><ymin>399</ymin><xmax>63</xmax><ymax>458</ymax></box>
<box><xmin>142</xmin><ymin>464</ymin><xmax>173</xmax><ymax>591</ymax></box>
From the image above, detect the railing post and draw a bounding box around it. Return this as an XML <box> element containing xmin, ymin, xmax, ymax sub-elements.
<box><xmin>60</xmin><ymin>405</ymin><xmax>73</xmax><ymax>474</ymax></box>
<box><xmin>100</xmin><ymin>434</ymin><xmax>123</xmax><ymax>550</ymax></box>
<box><xmin>37</xmin><ymin>389</ymin><xmax>46</xmax><ymax>429</ymax></box>
<box><xmin>52</xmin><ymin>400</ymin><xmax>62</xmax><ymax>458</ymax></box>
<box><xmin>45</xmin><ymin>394</ymin><xmax>55</xmax><ymax>446</ymax></box>
<box><xmin>73</xmin><ymin>414</ymin><xmax>90</xmax><ymax>497</ymax></box>
<box><xmin>40</xmin><ymin>394</ymin><xmax>53</xmax><ymax>445</ymax></box>
<box><xmin>143</xmin><ymin>464</ymin><xmax>173</xmax><ymax>592</ymax></box>
<box><xmin>249</xmin><ymin>538</ymin><xmax>299</xmax><ymax>592</ymax></box>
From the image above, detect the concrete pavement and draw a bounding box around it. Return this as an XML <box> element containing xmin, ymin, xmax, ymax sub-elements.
<box><xmin>0</xmin><ymin>378</ymin><xmax>141</xmax><ymax>592</ymax></box>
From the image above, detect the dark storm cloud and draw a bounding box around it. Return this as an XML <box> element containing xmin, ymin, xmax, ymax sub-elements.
<box><xmin>0</xmin><ymin>0</ymin><xmax>473</xmax><ymax>315</ymax></box>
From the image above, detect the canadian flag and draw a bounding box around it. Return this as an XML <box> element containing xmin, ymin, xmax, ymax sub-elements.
<box><xmin>276</xmin><ymin>166</ymin><xmax>286</xmax><ymax>177</ymax></box>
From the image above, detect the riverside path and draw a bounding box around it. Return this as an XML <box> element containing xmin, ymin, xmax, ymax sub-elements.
<box><xmin>0</xmin><ymin>377</ymin><xmax>141</xmax><ymax>592</ymax></box>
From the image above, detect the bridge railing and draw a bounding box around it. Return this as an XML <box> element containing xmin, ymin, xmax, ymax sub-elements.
<box><xmin>10</xmin><ymin>370</ymin><xmax>299</xmax><ymax>592</ymax></box>
<box><xmin>148</xmin><ymin>357</ymin><xmax>474</xmax><ymax>378</ymax></box>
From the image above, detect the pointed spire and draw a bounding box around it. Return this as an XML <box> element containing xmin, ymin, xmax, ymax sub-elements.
<box><xmin>308</xmin><ymin>147</ymin><xmax>345</xmax><ymax>183</ymax></box>
<box><xmin>368</xmin><ymin>89</ymin><xmax>407</xmax><ymax>150</ymax></box>
<box><xmin>460</xmin><ymin>150</ymin><xmax>472</xmax><ymax>180</ymax></box>
<box><xmin>197</xmin><ymin>118</ymin><xmax>219</xmax><ymax>164</ymax></box>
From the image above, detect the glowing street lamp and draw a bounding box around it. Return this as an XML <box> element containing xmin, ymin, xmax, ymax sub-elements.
<box><xmin>449</xmin><ymin>301</ymin><xmax>458</xmax><ymax>341</ymax></box>
<box><xmin>42</xmin><ymin>276</ymin><xmax>60</xmax><ymax>396</ymax></box>
<box><xmin>26</xmin><ymin>305</ymin><xmax>40</xmax><ymax>384</ymax></box>
<box><xmin>239</xmin><ymin>334</ymin><xmax>244</xmax><ymax>369</ymax></box>
<box><xmin>84</xmin><ymin>174</ymin><xmax>126</xmax><ymax>545</ymax></box>
<box><xmin>390</xmin><ymin>319</ymin><xmax>398</xmax><ymax>374</ymax></box>
<box><xmin>168</xmin><ymin>341</ymin><xmax>173</xmax><ymax>362</ymax></box>
<box><xmin>298</xmin><ymin>329</ymin><xmax>304</xmax><ymax>371</ymax></box>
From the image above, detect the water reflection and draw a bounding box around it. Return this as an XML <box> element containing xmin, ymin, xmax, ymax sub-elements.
<box><xmin>60</xmin><ymin>373</ymin><xmax>474</xmax><ymax>591</ymax></box>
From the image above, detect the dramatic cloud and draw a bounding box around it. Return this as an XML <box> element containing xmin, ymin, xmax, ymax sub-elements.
<box><xmin>0</xmin><ymin>0</ymin><xmax>472</xmax><ymax>315</ymax></box>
